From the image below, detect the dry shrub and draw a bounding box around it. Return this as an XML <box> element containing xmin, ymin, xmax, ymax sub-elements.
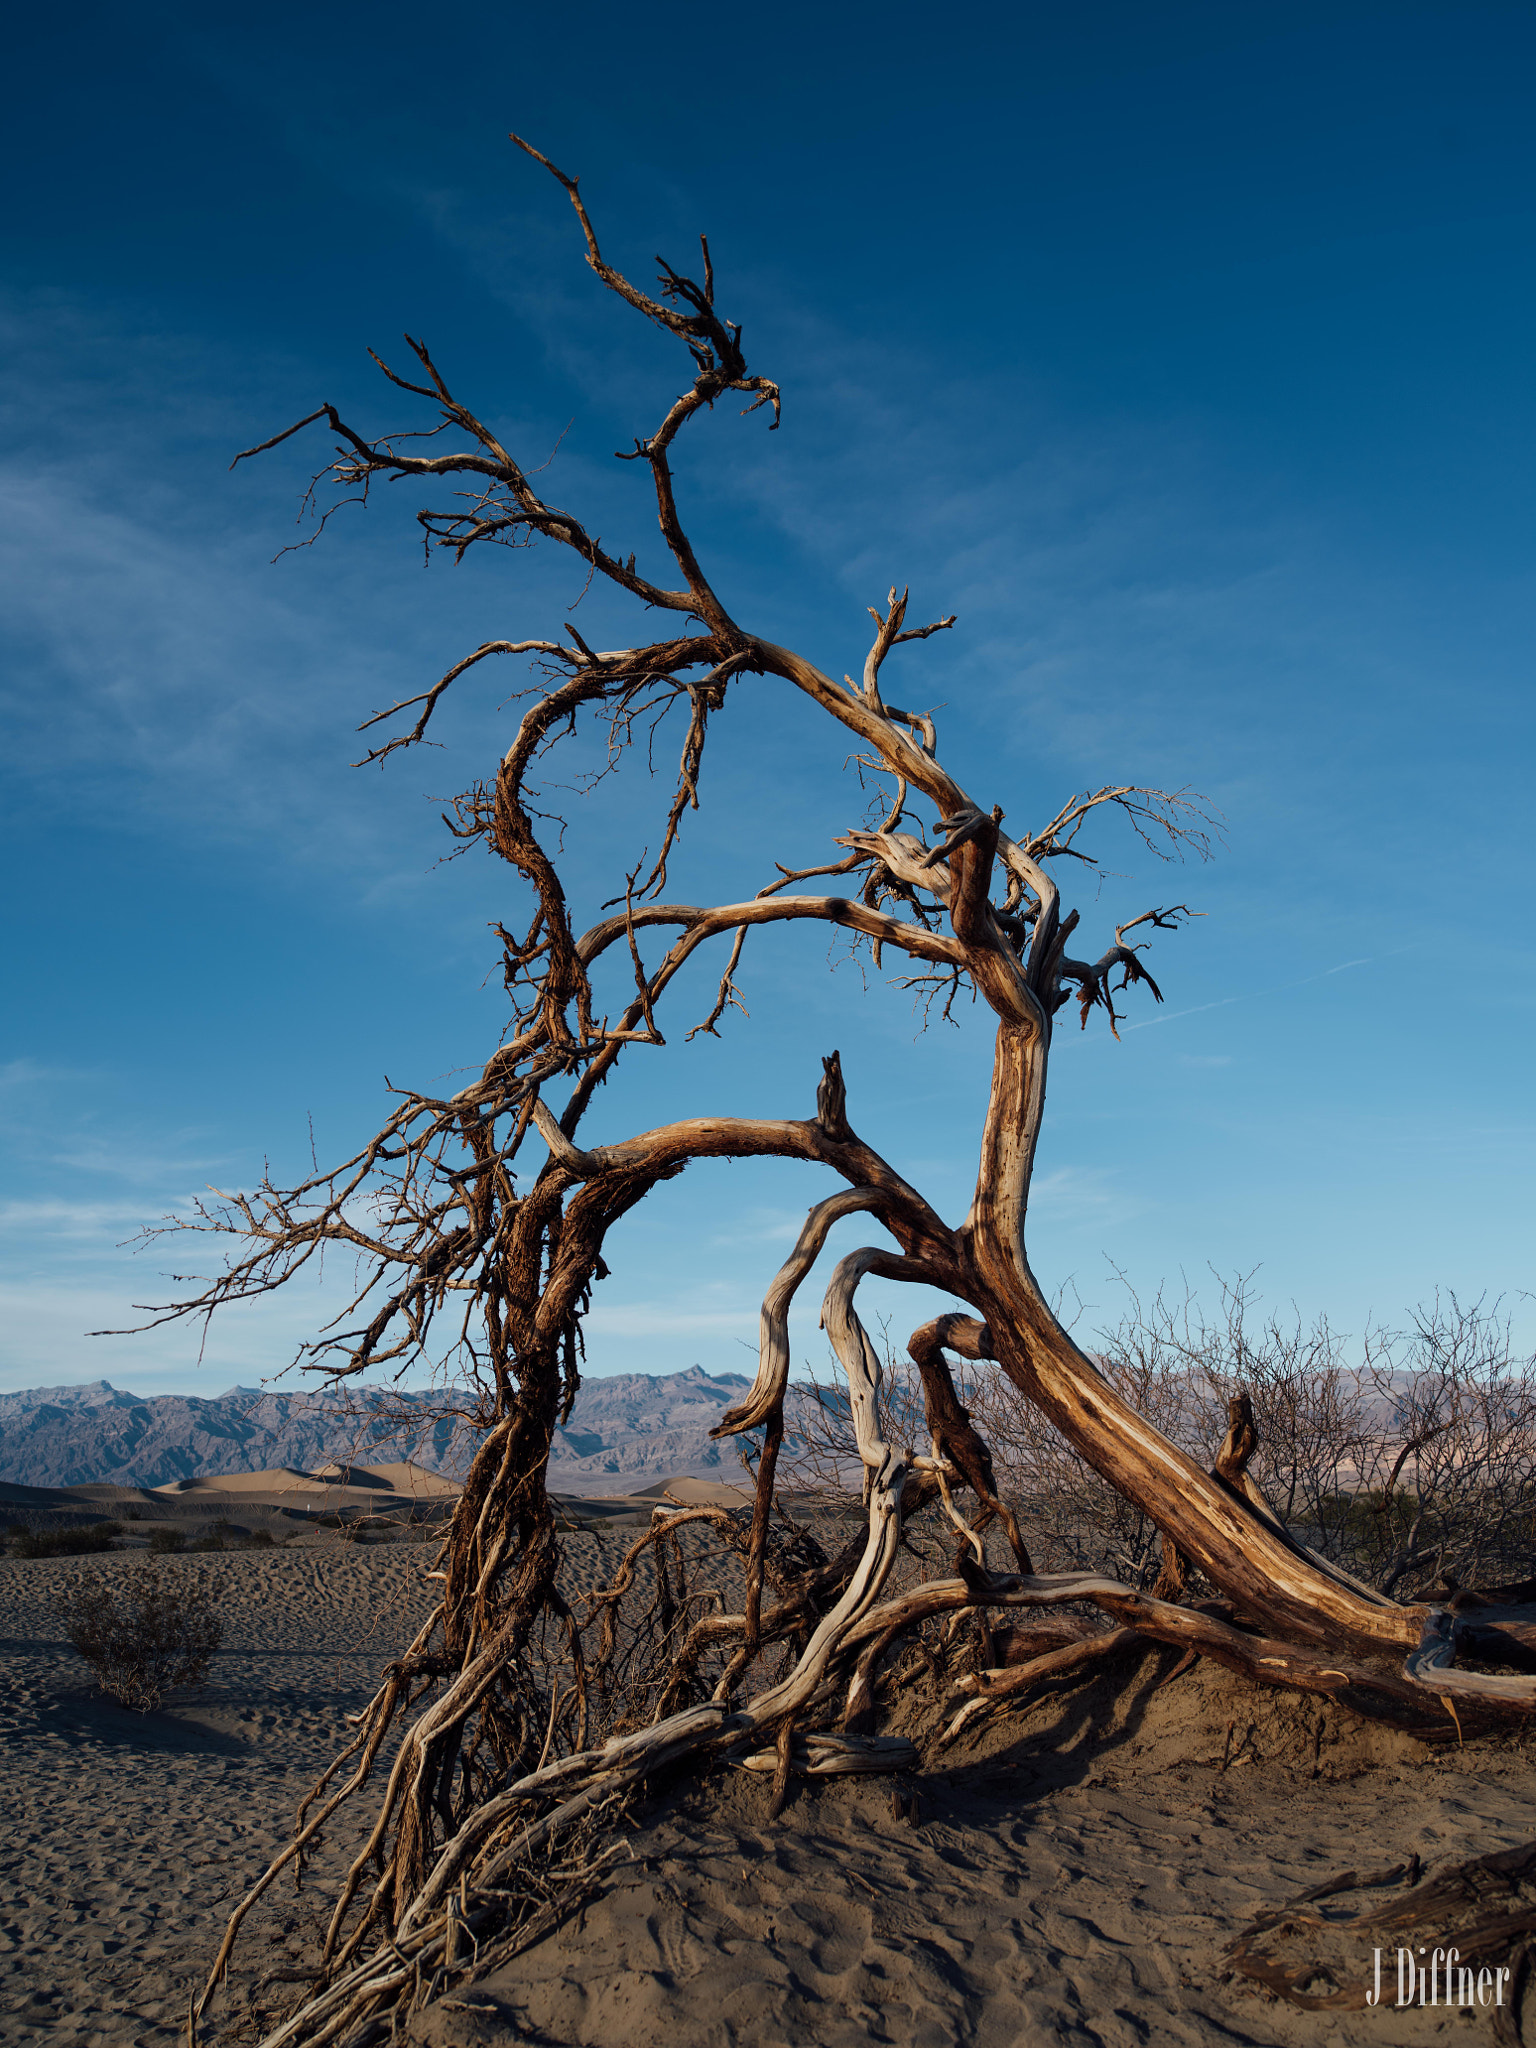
<box><xmin>54</xmin><ymin>1567</ymin><xmax>224</xmax><ymax>1711</ymax></box>
<box><xmin>790</xmin><ymin>1281</ymin><xmax>1536</xmax><ymax>1600</ymax></box>
<box><xmin>1351</xmin><ymin>1297</ymin><xmax>1536</xmax><ymax>1597</ymax></box>
<box><xmin>12</xmin><ymin>1523</ymin><xmax>120</xmax><ymax>1559</ymax></box>
<box><xmin>1091</xmin><ymin>1280</ymin><xmax>1536</xmax><ymax>1600</ymax></box>
<box><xmin>791</xmin><ymin>1326</ymin><xmax>1193</xmax><ymax>1586</ymax></box>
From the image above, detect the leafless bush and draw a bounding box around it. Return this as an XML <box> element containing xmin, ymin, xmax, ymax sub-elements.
<box><xmin>11</xmin><ymin>1522</ymin><xmax>121</xmax><ymax>1559</ymax></box>
<box><xmin>54</xmin><ymin>1567</ymin><xmax>224</xmax><ymax>1711</ymax></box>
<box><xmin>1095</xmin><ymin>1280</ymin><xmax>1536</xmax><ymax>1601</ymax></box>
<box><xmin>788</xmin><ymin>1281</ymin><xmax>1536</xmax><ymax>1600</ymax></box>
<box><xmin>979</xmin><ymin>1323</ymin><xmax>1208</xmax><ymax>1585</ymax></box>
<box><xmin>1088</xmin><ymin>1274</ymin><xmax>1372</xmax><ymax>1578</ymax></box>
<box><xmin>1353</xmin><ymin>1296</ymin><xmax>1536</xmax><ymax>1599</ymax></box>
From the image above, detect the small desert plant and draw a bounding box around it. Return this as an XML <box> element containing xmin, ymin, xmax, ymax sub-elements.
<box><xmin>190</xmin><ymin>1531</ymin><xmax>225</xmax><ymax>1552</ymax></box>
<box><xmin>12</xmin><ymin>1524</ymin><xmax>120</xmax><ymax>1559</ymax></box>
<box><xmin>241</xmin><ymin>1529</ymin><xmax>275</xmax><ymax>1549</ymax></box>
<box><xmin>124</xmin><ymin>1507</ymin><xmax>143</xmax><ymax>1521</ymax></box>
<box><xmin>54</xmin><ymin>1568</ymin><xmax>223</xmax><ymax>1711</ymax></box>
<box><xmin>148</xmin><ymin>1527</ymin><xmax>186</xmax><ymax>1553</ymax></box>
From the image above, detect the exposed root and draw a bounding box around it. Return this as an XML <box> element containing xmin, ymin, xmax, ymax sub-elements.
<box><xmin>848</xmin><ymin>1569</ymin><xmax>1526</xmax><ymax>1745</ymax></box>
<box><xmin>249</xmin><ymin>1808</ymin><xmax>626</xmax><ymax>2048</ymax></box>
<box><xmin>740</xmin><ymin>1732</ymin><xmax>919</xmax><ymax>1778</ymax></box>
<box><xmin>941</xmin><ymin>1627</ymin><xmax>1145</xmax><ymax>1746</ymax></box>
<box><xmin>1225</xmin><ymin>1840</ymin><xmax>1536</xmax><ymax>2016</ymax></box>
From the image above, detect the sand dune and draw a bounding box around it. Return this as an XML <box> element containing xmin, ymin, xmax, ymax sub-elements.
<box><xmin>152</xmin><ymin>1467</ymin><xmax>318</xmax><ymax>1494</ymax></box>
<box><xmin>8</xmin><ymin>1512</ymin><xmax>1536</xmax><ymax>2045</ymax></box>
<box><xmin>408</xmin><ymin>1651</ymin><xmax>1536</xmax><ymax>2048</ymax></box>
<box><xmin>0</xmin><ymin>1539</ymin><xmax>440</xmax><ymax>2046</ymax></box>
<box><xmin>337</xmin><ymin>1460</ymin><xmax>462</xmax><ymax>1496</ymax></box>
<box><xmin>151</xmin><ymin>1459</ymin><xmax>460</xmax><ymax>1497</ymax></box>
<box><xmin>1</xmin><ymin>1461</ymin><xmax>464</xmax><ymax>1543</ymax></box>
<box><xmin>631</xmin><ymin>1474</ymin><xmax>757</xmax><ymax>1507</ymax></box>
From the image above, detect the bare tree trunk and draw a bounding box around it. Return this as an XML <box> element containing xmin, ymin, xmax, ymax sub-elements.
<box><xmin>133</xmin><ymin>136</ymin><xmax>1536</xmax><ymax>2042</ymax></box>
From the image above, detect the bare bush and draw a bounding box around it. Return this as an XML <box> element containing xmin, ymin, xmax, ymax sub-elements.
<box><xmin>54</xmin><ymin>1568</ymin><xmax>224</xmax><ymax>1712</ymax></box>
<box><xmin>1089</xmin><ymin>1280</ymin><xmax>1536</xmax><ymax>1602</ymax></box>
<box><xmin>792</xmin><ymin>1281</ymin><xmax>1536</xmax><ymax>1602</ymax></box>
<box><xmin>975</xmin><ymin>1329</ymin><xmax>1209</xmax><ymax>1586</ymax></box>
<box><xmin>792</xmin><ymin>1321</ymin><xmax>1207</xmax><ymax>1587</ymax></box>
<box><xmin>1354</xmin><ymin>1296</ymin><xmax>1536</xmax><ymax>1600</ymax></box>
<box><xmin>11</xmin><ymin>1523</ymin><xmax>121</xmax><ymax>1560</ymax></box>
<box><xmin>1124</xmin><ymin>1276</ymin><xmax>1372</xmax><ymax>1562</ymax></box>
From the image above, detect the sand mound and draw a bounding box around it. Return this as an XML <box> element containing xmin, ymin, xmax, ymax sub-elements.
<box><xmin>407</xmin><ymin>1644</ymin><xmax>1536</xmax><ymax>2048</ymax></box>
<box><xmin>0</xmin><ymin>1479</ymin><xmax>94</xmax><ymax>1507</ymax></box>
<box><xmin>153</xmin><ymin>1468</ymin><xmax>316</xmax><ymax>1494</ymax></box>
<box><xmin>895</xmin><ymin>1633</ymin><xmax>1431</xmax><ymax>1783</ymax></box>
<box><xmin>0</xmin><ymin>1544</ymin><xmax>438</xmax><ymax>2047</ymax></box>
<box><xmin>150</xmin><ymin>1460</ymin><xmax>460</xmax><ymax>1499</ymax></box>
<box><xmin>632</xmin><ymin>1475</ymin><xmax>756</xmax><ymax>1507</ymax></box>
<box><xmin>8</xmin><ymin>1534</ymin><xmax>1536</xmax><ymax>2047</ymax></box>
<box><xmin>351</xmin><ymin>1460</ymin><xmax>461</xmax><ymax>1496</ymax></box>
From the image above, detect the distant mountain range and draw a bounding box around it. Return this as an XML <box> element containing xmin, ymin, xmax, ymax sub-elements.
<box><xmin>547</xmin><ymin>1368</ymin><xmax>756</xmax><ymax>1486</ymax></box>
<box><xmin>0</xmin><ymin>1367</ymin><xmax>757</xmax><ymax>1491</ymax></box>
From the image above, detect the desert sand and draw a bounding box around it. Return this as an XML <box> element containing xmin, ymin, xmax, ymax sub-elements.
<box><xmin>4</xmin><ymin>1482</ymin><xmax>1536</xmax><ymax>2047</ymax></box>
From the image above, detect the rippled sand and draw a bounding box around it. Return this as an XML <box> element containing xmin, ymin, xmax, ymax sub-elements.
<box><xmin>6</xmin><ymin>1535</ymin><xmax>1536</xmax><ymax>2046</ymax></box>
<box><xmin>0</xmin><ymin>1539</ymin><xmax>438</xmax><ymax>2046</ymax></box>
<box><xmin>412</xmin><ymin>1649</ymin><xmax>1536</xmax><ymax>2048</ymax></box>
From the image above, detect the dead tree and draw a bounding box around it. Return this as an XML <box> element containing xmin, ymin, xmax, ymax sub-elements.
<box><xmin>135</xmin><ymin>139</ymin><xmax>1536</xmax><ymax>2042</ymax></box>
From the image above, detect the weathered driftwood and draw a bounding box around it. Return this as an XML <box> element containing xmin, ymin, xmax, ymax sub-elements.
<box><xmin>739</xmin><ymin>1733</ymin><xmax>919</xmax><ymax>1777</ymax></box>
<box><xmin>942</xmin><ymin>1627</ymin><xmax>1146</xmax><ymax>1744</ymax></box>
<box><xmin>1226</xmin><ymin>1841</ymin><xmax>1536</xmax><ymax>2018</ymax></box>
<box><xmin>1410</xmin><ymin>1607</ymin><xmax>1536</xmax><ymax>1703</ymax></box>
<box><xmin>845</xmin><ymin>1570</ymin><xmax>1505</xmax><ymax>1743</ymax></box>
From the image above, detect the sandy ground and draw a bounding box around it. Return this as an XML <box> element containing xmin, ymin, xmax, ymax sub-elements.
<box><xmin>6</xmin><ymin>1519</ymin><xmax>1536</xmax><ymax>2047</ymax></box>
<box><xmin>0</xmin><ymin>1538</ymin><xmax>439</xmax><ymax>2047</ymax></box>
<box><xmin>413</xmin><ymin>1653</ymin><xmax>1536</xmax><ymax>2048</ymax></box>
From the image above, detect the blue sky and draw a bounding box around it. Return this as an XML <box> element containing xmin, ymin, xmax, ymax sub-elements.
<box><xmin>1</xmin><ymin>0</ymin><xmax>1532</xmax><ymax>1399</ymax></box>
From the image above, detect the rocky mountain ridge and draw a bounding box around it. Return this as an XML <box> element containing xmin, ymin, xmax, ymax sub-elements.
<box><xmin>0</xmin><ymin>1367</ymin><xmax>756</xmax><ymax>1490</ymax></box>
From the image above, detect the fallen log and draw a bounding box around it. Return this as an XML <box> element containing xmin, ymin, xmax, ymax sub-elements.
<box><xmin>839</xmin><ymin>1571</ymin><xmax>1501</xmax><ymax>1740</ymax></box>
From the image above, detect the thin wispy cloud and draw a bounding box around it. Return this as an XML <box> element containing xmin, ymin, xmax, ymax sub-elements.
<box><xmin>5</xmin><ymin>23</ymin><xmax>1534</xmax><ymax>1400</ymax></box>
<box><xmin>1126</xmin><ymin>953</ymin><xmax>1380</xmax><ymax>1032</ymax></box>
<box><xmin>0</xmin><ymin>1198</ymin><xmax>156</xmax><ymax>1241</ymax></box>
<box><xmin>707</xmin><ymin>1208</ymin><xmax>806</xmax><ymax>1249</ymax></box>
